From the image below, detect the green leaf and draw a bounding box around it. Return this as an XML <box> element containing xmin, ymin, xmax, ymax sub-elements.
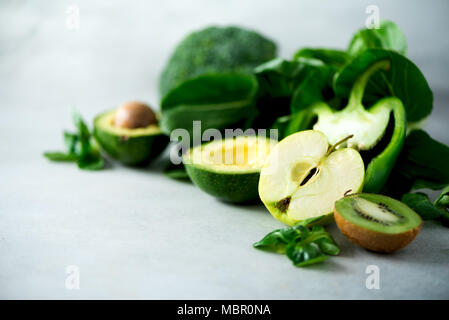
<box><xmin>401</xmin><ymin>193</ymin><xmax>443</xmax><ymax>220</ymax></box>
<box><xmin>435</xmin><ymin>186</ymin><xmax>449</xmax><ymax>208</ymax></box>
<box><xmin>334</xmin><ymin>49</ymin><xmax>433</xmax><ymax>123</ymax></box>
<box><xmin>297</xmin><ymin>216</ymin><xmax>329</xmax><ymax>228</ymax></box>
<box><xmin>63</xmin><ymin>131</ymin><xmax>79</xmax><ymax>154</ymax></box>
<box><xmin>163</xmin><ymin>161</ymin><xmax>190</xmax><ymax>181</ymax></box>
<box><xmin>77</xmin><ymin>155</ymin><xmax>104</xmax><ymax>170</ymax></box>
<box><xmin>435</xmin><ymin>186</ymin><xmax>449</xmax><ymax>227</ymax></box>
<box><xmin>160</xmin><ymin>73</ymin><xmax>258</xmax><ymax>138</ymax></box>
<box><xmin>385</xmin><ymin>130</ymin><xmax>449</xmax><ymax>196</ymax></box>
<box><xmin>44</xmin><ymin>152</ymin><xmax>78</xmax><ymax>162</ymax></box>
<box><xmin>314</xmin><ymin>237</ymin><xmax>340</xmax><ymax>256</ymax></box>
<box><xmin>254</xmin><ymin>219</ymin><xmax>339</xmax><ymax>267</ymax></box>
<box><xmin>348</xmin><ymin>20</ymin><xmax>407</xmax><ymax>57</ymax></box>
<box><xmin>286</xmin><ymin>242</ymin><xmax>329</xmax><ymax>267</ymax></box>
<box><xmin>253</xmin><ymin>226</ymin><xmax>300</xmax><ymax>254</ymax></box>
<box><xmin>290</xmin><ymin>65</ymin><xmax>335</xmax><ymax>113</ymax></box>
<box><xmin>294</xmin><ymin>48</ymin><xmax>349</xmax><ymax>68</ymax></box>
<box><xmin>45</xmin><ymin>111</ymin><xmax>105</xmax><ymax>171</ymax></box>
<box><xmin>72</xmin><ymin>111</ymin><xmax>91</xmax><ymax>142</ymax></box>
<box><xmin>255</xmin><ymin>57</ymin><xmax>324</xmax><ymax>98</ymax></box>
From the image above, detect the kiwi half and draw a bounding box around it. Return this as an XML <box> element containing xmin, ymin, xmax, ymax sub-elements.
<box><xmin>334</xmin><ymin>193</ymin><xmax>422</xmax><ymax>253</ymax></box>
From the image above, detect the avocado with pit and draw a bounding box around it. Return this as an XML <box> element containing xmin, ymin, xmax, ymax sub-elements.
<box><xmin>183</xmin><ymin>136</ymin><xmax>277</xmax><ymax>203</ymax></box>
<box><xmin>94</xmin><ymin>102</ymin><xmax>169</xmax><ymax>166</ymax></box>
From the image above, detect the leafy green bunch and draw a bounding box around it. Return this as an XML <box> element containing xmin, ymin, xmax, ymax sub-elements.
<box><xmin>253</xmin><ymin>217</ymin><xmax>340</xmax><ymax>267</ymax></box>
<box><xmin>44</xmin><ymin>111</ymin><xmax>104</xmax><ymax>170</ymax></box>
<box><xmin>252</xmin><ymin>21</ymin><xmax>449</xmax><ymax>212</ymax></box>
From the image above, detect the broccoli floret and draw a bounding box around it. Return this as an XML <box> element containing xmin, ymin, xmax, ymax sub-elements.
<box><xmin>159</xmin><ymin>26</ymin><xmax>277</xmax><ymax>98</ymax></box>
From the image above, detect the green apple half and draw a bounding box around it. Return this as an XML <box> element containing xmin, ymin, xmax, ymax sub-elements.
<box><xmin>258</xmin><ymin>130</ymin><xmax>365</xmax><ymax>226</ymax></box>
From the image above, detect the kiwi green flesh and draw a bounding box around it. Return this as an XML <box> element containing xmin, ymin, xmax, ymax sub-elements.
<box><xmin>335</xmin><ymin>193</ymin><xmax>422</xmax><ymax>234</ymax></box>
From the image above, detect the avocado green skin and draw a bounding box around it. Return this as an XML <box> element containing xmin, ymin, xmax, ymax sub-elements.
<box><xmin>185</xmin><ymin>164</ymin><xmax>261</xmax><ymax>203</ymax></box>
<box><xmin>93</xmin><ymin>123</ymin><xmax>169</xmax><ymax>166</ymax></box>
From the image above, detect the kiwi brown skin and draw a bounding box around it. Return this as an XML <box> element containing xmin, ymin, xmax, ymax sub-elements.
<box><xmin>334</xmin><ymin>208</ymin><xmax>422</xmax><ymax>253</ymax></box>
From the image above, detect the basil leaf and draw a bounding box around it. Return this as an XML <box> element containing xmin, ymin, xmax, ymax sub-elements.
<box><xmin>72</xmin><ymin>111</ymin><xmax>90</xmax><ymax>142</ymax></box>
<box><xmin>254</xmin><ymin>218</ymin><xmax>339</xmax><ymax>267</ymax></box>
<box><xmin>77</xmin><ymin>154</ymin><xmax>104</xmax><ymax>170</ymax></box>
<box><xmin>401</xmin><ymin>193</ymin><xmax>443</xmax><ymax>220</ymax></box>
<box><xmin>334</xmin><ymin>49</ymin><xmax>433</xmax><ymax>123</ymax></box>
<box><xmin>253</xmin><ymin>226</ymin><xmax>300</xmax><ymax>254</ymax></box>
<box><xmin>348</xmin><ymin>20</ymin><xmax>407</xmax><ymax>57</ymax></box>
<box><xmin>64</xmin><ymin>131</ymin><xmax>79</xmax><ymax>155</ymax></box>
<box><xmin>314</xmin><ymin>237</ymin><xmax>340</xmax><ymax>256</ymax></box>
<box><xmin>43</xmin><ymin>152</ymin><xmax>78</xmax><ymax>162</ymax></box>
<box><xmin>286</xmin><ymin>242</ymin><xmax>329</xmax><ymax>267</ymax></box>
<box><xmin>44</xmin><ymin>111</ymin><xmax>105</xmax><ymax>170</ymax></box>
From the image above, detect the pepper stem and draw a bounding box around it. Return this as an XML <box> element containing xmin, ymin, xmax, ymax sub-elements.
<box><xmin>346</xmin><ymin>60</ymin><xmax>391</xmax><ymax>112</ymax></box>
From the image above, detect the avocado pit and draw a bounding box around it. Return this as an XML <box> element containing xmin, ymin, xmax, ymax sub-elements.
<box><xmin>114</xmin><ymin>101</ymin><xmax>157</xmax><ymax>129</ymax></box>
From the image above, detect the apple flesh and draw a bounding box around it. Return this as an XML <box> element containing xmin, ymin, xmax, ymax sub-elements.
<box><xmin>258</xmin><ymin>130</ymin><xmax>365</xmax><ymax>226</ymax></box>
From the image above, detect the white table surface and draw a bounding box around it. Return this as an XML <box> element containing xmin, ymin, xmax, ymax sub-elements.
<box><xmin>1</xmin><ymin>0</ymin><xmax>448</xmax><ymax>299</ymax></box>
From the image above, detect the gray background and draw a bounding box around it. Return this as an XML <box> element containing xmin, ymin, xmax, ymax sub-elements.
<box><xmin>1</xmin><ymin>0</ymin><xmax>448</xmax><ymax>299</ymax></box>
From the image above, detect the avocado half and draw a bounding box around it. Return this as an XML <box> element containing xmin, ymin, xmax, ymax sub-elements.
<box><xmin>94</xmin><ymin>110</ymin><xmax>169</xmax><ymax>166</ymax></box>
<box><xmin>183</xmin><ymin>136</ymin><xmax>277</xmax><ymax>203</ymax></box>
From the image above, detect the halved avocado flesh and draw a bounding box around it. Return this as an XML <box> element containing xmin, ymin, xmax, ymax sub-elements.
<box><xmin>94</xmin><ymin>110</ymin><xmax>169</xmax><ymax>166</ymax></box>
<box><xmin>183</xmin><ymin>136</ymin><xmax>277</xmax><ymax>203</ymax></box>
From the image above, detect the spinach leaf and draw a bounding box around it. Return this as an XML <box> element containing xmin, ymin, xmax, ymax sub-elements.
<box><xmin>160</xmin><ymin>73</ymin><xmax>258</xmax><ymax>139</ymax></box>
<box><xmin>44</xmin><ymin>111</ymin><xmax>104</xmax><ymax>170</ymax></box>
<box><xmin>253</xmin><ymin>57</ymin><xmax>326</xmax><ymax>131</ymax></box>
<box><xmin>384</xmin><ymin>130</ymin><xmax>449</xmax><ymax>196</ymax></box>
<box><xmin>290</xmin><ymin>64</ymin><xmax>335</xmax><ymax>113</ymax></box>
<box><xmin>435</xmin><ymin>186</ymin><xmax>449</xmax><ymax>208</ymax></box>
<box><xmin>334</xmin><ymin>49</ymin><xmax>433</xmax><ymax>123</ymax></box>
<box><xmin>435</xmin><ymin>186</ymin><xmax>449</xmax><ymax>227</ymax></box>
<box><xmin>401</xmin><ymin>193</ymin><xmax>443</xmax><ymax>220</ymax></box>
<box><xmin>253</xmin><ymin>218</ymin><xmax>339</xmax><ymax>267</ymax></box>
<box><xmin>290</xmin><ymin>48</ymin><xmax>347</xmax><ymax>114</ymax></box>
<box><xmin>294</xmin><ymin>48</ymin><xmax>349</xmax><ymax>68</ymax></box>
<box><xmin>348</xmin><ymin>20</ymin><xmax>407</xmax><ymax>57</ymax></box>
<box><xmin>401</xmin><ymin>187</ymin><xmax>449</xmax><ymax>228</ymax></box>
<box><xmin>255</xmin><ymin>57</ymin><xmax>323</xmax><ymax>98</ymax></box>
